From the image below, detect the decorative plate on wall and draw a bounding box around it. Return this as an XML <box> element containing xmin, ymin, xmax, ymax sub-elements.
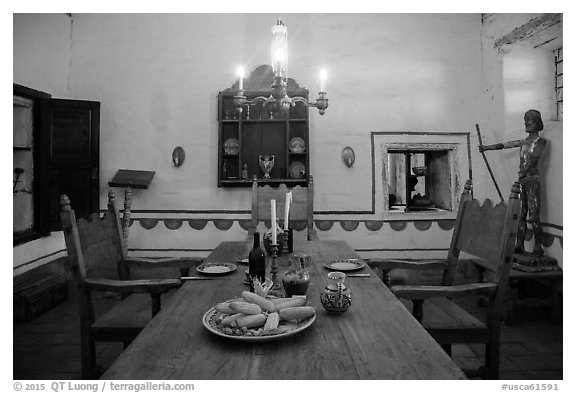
<box><xmin>288</xmin><ymin>162</ymin><xmax>306</xmax><ymax>179</ymax></box>
<box><xmin>342</xmin><ymin>146</ymin><xmax>355</xmax><ymax>167</ymax></box>
<box><xmin>172</xmin><ymin>146</ymin><xmax>185</xmax><ymax>167</ymax></box>
<box><xmin>223</xmin><ymin>138</ymin><xmax>240</xmax><ymax>155</ymax></box>
<box><xmin>289</xmin><ymin>137</ymin><xmax>306</xmax><ymax>153</ymax></box>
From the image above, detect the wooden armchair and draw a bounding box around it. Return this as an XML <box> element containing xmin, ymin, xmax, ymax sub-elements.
<box><xmin>60</xmin><ymin>191</ymin><xmax>203</xmax><ymax>379</ymax></box>
<box><xmin>367</xmin><ymin>180</ymin><xmax>521</xmax><ymax>379</ymax></box>
<box><xmin>250</xmin><ymin>176</ymin><xmax>317</xmax><ymax>241</ymax></box>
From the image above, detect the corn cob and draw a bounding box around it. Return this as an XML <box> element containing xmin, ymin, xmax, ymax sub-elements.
<box><xmin>279</xmin><ymin>306</ymin><xmax>316</xmax><ymax>321</ymax></box>
<box><xmin>263</xmin><ymin>312</ymin><xmax>280</xmax><ymax>331</ymax></box>
<box><xmin>221</xmin><ymin>313</ymin><xmax>244</xmax><ymax>326</ymax></box>
<box><xmin>215</xmin><ymin>302</ymin><xmax>235</xmax><ymax>314</ymax></box>
<box><xmin>241</xmin><ymin>291</ymin><xmax>275</xmax><ymax>313</ymax></box>
<box><xmin>273</xmin><ymin>297</ymin><xmax>307</xmax><ymax>312</ymax></box>
<box><xmin>229</xmin><ymin>301</ymin><xmax>262</xmax><ymax>315</ymax></box>
<box><xmin>235</xmin><ymin>313</ymin><xmax>267</xmax><ymax>328</ymax></box>
<box><xmin>269</xmin><ymin>297</ymin><xmax>291</xmax><ymax>305</ymax></box>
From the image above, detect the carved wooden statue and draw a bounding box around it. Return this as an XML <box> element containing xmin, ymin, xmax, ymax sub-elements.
<box><xmin>479</xmin><ymin>109</ymin><xmax>557</xmax><ymax>269</ymax></box>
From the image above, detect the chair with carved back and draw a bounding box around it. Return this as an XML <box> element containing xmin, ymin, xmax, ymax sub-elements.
<box><xmin>60</xmin><ymin>191</ymin><xmax>203</xmax><ymax>379</ymax></box>
<box><xmin>367</xmin><ymin>180</ymin><xmax>521</xmax><ymax>379</ymax></box>
<box><xmin>250</xmin><ymin>175</ymin><xmax>317</xmax><ymax>241</ymax></box>
<box><xmin>105</xmin><ymin>190</ymin><xmax>204</xmax><ymax>281</ymax></box>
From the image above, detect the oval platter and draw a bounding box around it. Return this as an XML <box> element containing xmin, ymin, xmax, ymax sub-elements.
<box><xmin>196</xmin><ymin>262</ymin><xmax>237</xmax><ymax>275</ymax></box>
<box><xmin>202</xmin><ymin>299</ymin><xmax>316</xmax><ymax>342</ymax></box>
<box><xmin>323</xmin><ymin>259</ymin><xmax>366</xmax><ymax>272</ymax></box>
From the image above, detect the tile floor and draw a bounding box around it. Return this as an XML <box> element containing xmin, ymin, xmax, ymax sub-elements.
<box><xmin>13</xmin><ymin>283</ymin><xmax>562</xmax><ymax>380</ymax></box>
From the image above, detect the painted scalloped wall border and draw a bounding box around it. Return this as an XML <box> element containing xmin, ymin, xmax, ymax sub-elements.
<box><xmin>128</xmin><ymin>218</ymin><xmax>483</xmax><ymax>233</ymax></box>
<box><xmin>128</xmin><ymin>218</ymin><xmax>562</xmax><ymax>249</ymax></box>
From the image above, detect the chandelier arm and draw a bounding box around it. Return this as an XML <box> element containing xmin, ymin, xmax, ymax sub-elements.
<box><xmin>290</xmin><ymin>96</ymin><xmax>309</xmax><ymax>105</ymax></box>
<box><xmin>246</xmin><ymin>96</ymin><xmax>270</xmax><ymax>105</ymax></box>
<box><xmin>233</xmin><ymin>95</ymin><xmax>271</xmax><ymax>112</ymax></box>
<box><xmin>291</xmin><ymin>95</ymin><xmax>329</xmax><ymax>114</ymax></box>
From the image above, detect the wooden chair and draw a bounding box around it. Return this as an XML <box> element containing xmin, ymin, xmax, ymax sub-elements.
<box><xmin>60</xmin><ymin>191</ymin><xmax>203</xmax><ymax>379</ymax></box>
<box><xmin>250</xmin><ymin>175</ymin><xmax>317</xmax><ymax>240</ymax></box>
<box><xmin>367</xmin><ymin>180</ymin><xmax>521</xmax><ymax>379</ymax></box>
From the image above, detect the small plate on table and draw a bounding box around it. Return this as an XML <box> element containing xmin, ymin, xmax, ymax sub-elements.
<box><xmin>323</xmin><ymin>259</ymin><xmax>366</xmax><ymax>272</ymax></box>
<box><xmin>235</xmin><ymin>257</ymin><xmax>249</xmax><ymax>265</ymax></box>
<box><xmin>196</xmin><ymin>262</ymin><xmax>237</xmax><ymax>275</ymax></box>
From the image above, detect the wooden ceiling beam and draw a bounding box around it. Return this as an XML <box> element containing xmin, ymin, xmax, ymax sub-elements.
<box><xmin>494</xmin><ymin>13</ymin><xmax>562</xmax><ymax>52</ymax></box>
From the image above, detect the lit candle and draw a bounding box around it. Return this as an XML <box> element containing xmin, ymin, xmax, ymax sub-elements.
<box><xmin>271</xmin><ymin>199</ymin><xmax>277</xmax><ymax>244</ymax></box>
<box><xmin>236</xmin><ymin>66</ymin><xmax>245</xmax><ymax>90</ymax></box>
<box><xmin>319</xmin><ymin>69</ymin><xmax>327</xmax><ymax>92</ymax></box>
<box><xmin>284</xmin><ymin>192</ymin><xmax>292</xmax><ymax>230</ymax></box>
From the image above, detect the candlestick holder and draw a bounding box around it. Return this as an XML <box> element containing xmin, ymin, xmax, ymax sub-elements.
<box><xmin>281</xmin><ymin>227</ymin><xmax>293</xmax><ymax>254</ymax></box>
<box><xmin>270</xmin><ymin>243</ymin><xmax>282</xmax><ymax>291</ymax></box>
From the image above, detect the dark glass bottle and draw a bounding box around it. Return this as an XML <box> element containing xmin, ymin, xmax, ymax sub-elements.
<box><xmin>248</xmin><ymin>232</ymin><xmax>266</xmax><ymax>292</ymax></box>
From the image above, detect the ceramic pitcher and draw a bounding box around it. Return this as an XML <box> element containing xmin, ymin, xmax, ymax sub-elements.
<box><xmin>320</xmin><ymin>272</ymin><xmax>352</xmax><ymax>315</ymax></box>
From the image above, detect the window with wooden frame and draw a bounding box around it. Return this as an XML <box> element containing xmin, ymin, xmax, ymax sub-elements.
<box><xmin>13</xmin><ymin>85</ymin><xmax>51</xmax><ymax>244</ymax></box>
<box><xmin>555</xmin><ymin>47</ymin><xmax>563</xmax><ymax>121</ymax></box>
<box><xmin>386</xmin><ymin>146</ymin><xmax>454</xmax><ymax>213</ymax></box>
<box><xmin>375</xmin><ymin>132</ymin><xmax>470</xmax><ymax>217</ymax></box>
<box><xmin>13</xmin><ymin>83</ymin><xmax>101</xmax><ymax>245</ymax></box>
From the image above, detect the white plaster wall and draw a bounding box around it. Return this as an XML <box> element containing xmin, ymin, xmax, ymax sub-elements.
<box><xmin>61</xmin><ymin>13</ymin><xmax>483</xmax><ymax>255</ymax></box>
<box><xmin>13</xmin><ymin>233</ymin><xmax>67</xmax><ymax>276</ymax></box>
<box><xmin>13</xmin><ymin>14</ymin><xmax>72</xmax><ymax>97</ymax></box>
<box><xmin>63</xmin><ymin>14</ymin><xmax>481</xmax><ymax>209</ymax></box>
<box><xmin>13</xmin><ymin>13</ymin><xmax>561</xmax><ymax>271</ymax></box>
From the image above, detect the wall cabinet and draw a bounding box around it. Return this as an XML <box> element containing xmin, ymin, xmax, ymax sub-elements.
<box><xmin>217</xmin><ymin>65</ymin><xmax>310</xmax><ymax>188</ymax></box>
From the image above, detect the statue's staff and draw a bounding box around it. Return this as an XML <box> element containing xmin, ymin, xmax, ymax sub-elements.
<box><xmin>475</xmin><ymin>123</ymin><xmax>504</xmax><ymax>202</ymax></box>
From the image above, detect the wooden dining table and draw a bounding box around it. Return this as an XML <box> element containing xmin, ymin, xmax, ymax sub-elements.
<box><xmin>101</xmin><ymin>240</ymin><xmax>467</xmax><ymax>380</ymax></box>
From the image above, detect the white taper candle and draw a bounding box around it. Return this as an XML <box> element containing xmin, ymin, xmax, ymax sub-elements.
<box><xmin>284</xmin><ymin>192</ymin><xmax>292</xmax><ymax>230</ymax></box>
<box><xmin>271</xmin><ymin>199</ymin><xmax>277</xmax><ymax>244</ymax></box>
<box><xmin>237</xmin><ymin>66</ymin><xmax>245</xmax><ymax>90</ymax></box>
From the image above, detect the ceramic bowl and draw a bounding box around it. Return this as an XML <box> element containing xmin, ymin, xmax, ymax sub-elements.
<box><xmin>412</xmin><ymin>166</ymin><xmax>428</xmax><ymax>176</ymax></box>
<box><xmin>282</xmin><ymin>270</ymin><xmax>310</xmax><ymax>297</ymax></box>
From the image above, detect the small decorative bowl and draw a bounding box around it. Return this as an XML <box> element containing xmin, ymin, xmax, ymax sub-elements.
<box><xmin>282</xmin><ymin>270</ymin><xmax>310</xmax><ymax>297</ymax></box>
<box><xmin>412</xmin><ymin>166</ymin><xmax>428</xmax><ymax>176</ymax></box>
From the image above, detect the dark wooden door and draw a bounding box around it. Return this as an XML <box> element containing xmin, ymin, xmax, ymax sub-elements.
<box><xmin>41</xmin><ymin>99</ymin><xmax>100</xmax><ymax>230</ymax></box>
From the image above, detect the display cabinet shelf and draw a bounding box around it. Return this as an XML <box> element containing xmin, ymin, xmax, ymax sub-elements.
<box><xmin>217</xmin><ymin>65</ymin><xmax>310</xmax><ymax>188</ymax></box>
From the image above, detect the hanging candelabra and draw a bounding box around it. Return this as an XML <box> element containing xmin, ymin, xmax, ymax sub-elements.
<box><xmin>233</xmin><ymin>18</ymin><xmax>329</xmax><ymax>116</ymax></box>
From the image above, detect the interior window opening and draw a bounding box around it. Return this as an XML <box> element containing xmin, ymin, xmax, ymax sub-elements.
<box><xmin>387</xmin><ymin>150</ymin><xmax>452</xmax><ymax>213</ymax></box>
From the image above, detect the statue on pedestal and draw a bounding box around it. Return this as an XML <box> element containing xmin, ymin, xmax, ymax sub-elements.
<box><xmin>479</xmin><ymin>109</ymin><xmax>558</xmax><ymax>271</ymax></box>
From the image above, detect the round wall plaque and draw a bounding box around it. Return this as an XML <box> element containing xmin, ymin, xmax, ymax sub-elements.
<box><xmin>342</xmin><ymin>146</ymin><xmax>355</xmax><ymax>168</ymax></box>
<box><xmin>172</xmin><ymin>146</ymin><xmax>185</xmax><ymax>167</ymax></box>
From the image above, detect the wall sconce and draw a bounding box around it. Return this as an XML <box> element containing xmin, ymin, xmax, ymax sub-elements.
<box><xmin>342</xmin><ymin>147</ymin><xmax>355</xmax><ymax>168</ymax></box>
<box><xmin>172</xmin><ymin>146</ymin><xmax>185</xmax><ymax>167</ymax></box>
